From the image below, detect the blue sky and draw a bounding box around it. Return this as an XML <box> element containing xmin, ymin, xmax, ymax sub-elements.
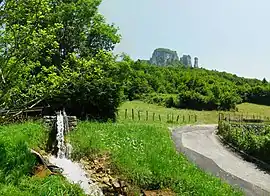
<box><xmin>99</xmin><ymin>0</ymin><xmax>270</xmax><ymax>80</ymax></box>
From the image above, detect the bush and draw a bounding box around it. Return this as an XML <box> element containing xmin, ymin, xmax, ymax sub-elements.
<box><xmin>218</xmin><ymin>121</ymin><xmax>270</xmax><ymax>164</ymax></box>
<box><xmin>142</xmin><ymin>93</ymin><xmax>179</xmax><ymax>108</ymax></box>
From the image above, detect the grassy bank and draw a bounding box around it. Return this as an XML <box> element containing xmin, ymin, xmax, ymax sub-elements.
<box><xmin>0</xmin><ymin>122</ymin><xmax>84</xmax><ymax>196</ymax></box>
<box><xmin>69</xmin><ymin>121</ymin><xmax>242</xmax><ymax>195</ymax></box>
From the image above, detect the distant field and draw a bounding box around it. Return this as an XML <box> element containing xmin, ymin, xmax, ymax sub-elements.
<box><xmin>118</xmin><ymin>101</ymin><xmax>270</xmax><ymax>125</ymax></box>
<box><xmin>237</xmin><ymin>103</ymin><xmax>270</xmax><ymax>117</ymax></box>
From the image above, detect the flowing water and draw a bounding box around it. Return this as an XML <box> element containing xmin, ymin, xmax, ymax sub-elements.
<box><xmin>49</xmin><ymin>110</ymin><xmax>103</xmax><ymax>196</ymax></box>
<box><xmin>56</xmin><ymin>111</ymin><xmax>66</xmax><ymax>158</ymax></box>
<box><xmin>49</xmin><ymin>156</ymin><xmax>103</xmax><ymax>196</ymax></box>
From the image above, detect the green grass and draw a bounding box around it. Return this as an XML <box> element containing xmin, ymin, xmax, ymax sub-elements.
<box><xmin>237</xmin><ymin>102</ymin><xmax>270</xmax><ymax>117</ymax></box>
<box><xmin>118</xmin><ymin>101</ymin><xmax>219</xmax><ymax>124</ymax></box>
<box><xmin>118</xmin><ymin>101</ymin><xmax>270</xmax><ymax>125</ymax></box>
<box><xmin>69</xmin><ymin>121</ymin><xmax>242</xmax><ymax>195</ymax></box>
<box><xmin>0</xmin><ymin>121</ymin><xmax>84</xmax><ymax>196</ymax></box>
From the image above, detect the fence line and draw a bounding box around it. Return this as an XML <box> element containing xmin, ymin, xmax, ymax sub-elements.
<box><xmin>120</xmin><ymin>108</ymin><xmax>197</xmax><ymax>123</ymax></box>
<box><xmin>218</xmin><ymin>113</ymin><xmax>270</xmax><ymax>124</ymax></box>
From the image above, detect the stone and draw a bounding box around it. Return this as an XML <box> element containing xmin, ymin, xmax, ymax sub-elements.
<box><xmin>119</xmin><ymin>180</ymin><xmax>127</xmax><ymax>187</ymax></box>
<box><xmin>150</xmin><ymin>48</ymin><xmax>179</xmax><ymax>66</ymax></box>
<box><xmin>43</xmin><ymin>115</ymin><xmax>77</xmax><ymax>131</ymax></box>
<box><xmin>111</xmin><ymin>180</ymin><xmax>121</xmax><ymax>188</ymax></box>
<box><xmin>106</xmin><ymin>168</ymin><xmax>111</xmax><ymax>174</ymax></box>
<box><xmin>96</xmin><ymin>167</ymin><xmax>104</xmax><ymax>173</ymax></box>
<box><xmin>194</xmin><ymin>57</ymin><xmax>199</xmax><ymax>68</ymax></box>
<box><xmin>33</xmin><ymin>165</ymin><xmax>52</xmax><ymax>178</ymax></box>
<box><xmin>180</xmin><ymin>55</ymin><xmax>192</xmax><ymax>67</ymax></box>
<box><xmin>102</xmin><ymin>176</ymin><xmax>110</xmax><ymax>185</ymax></box>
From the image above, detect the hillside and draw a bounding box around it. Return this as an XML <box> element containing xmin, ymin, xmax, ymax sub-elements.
<box><xmin>121</xmin><ymin>57</ymin><xmax>270</xmax><ymax>111</ymax></box>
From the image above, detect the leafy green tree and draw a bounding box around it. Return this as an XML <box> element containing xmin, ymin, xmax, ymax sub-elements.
<box><xmin>0</xmin><ymin>0</ymin><xmax>122</xmax><ymax>120</ymax></box>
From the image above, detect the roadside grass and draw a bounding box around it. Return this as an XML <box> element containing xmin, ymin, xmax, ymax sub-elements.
<box><xmin>69</xmin><ymin>121</ymin><xmax>243</xmax><ymax>195</ymax></box>
<box><xmin>0</xmin><ymin>121</ymin><xmax>84</xmax><ymax>196</ymax></box>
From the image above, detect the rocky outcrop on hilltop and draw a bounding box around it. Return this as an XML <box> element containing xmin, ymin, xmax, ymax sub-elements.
<box><xmin>150</xmin><ymin>48</ymin><xmax>179</xmax><ymax>66</ymax></box>
<box><xmin>149</xmin><ymin>48</ymin><xmax>200</xmax><ymax>68</ymax></box>
<box><xmin>194</xmin><ymin>57</ymin><xmax>199</xmax><ymax>68</ymax></box>
<box><xmin>180</xmin><ymin>55</ymin><xmax>192</xmax><ymax>67</ymax></box>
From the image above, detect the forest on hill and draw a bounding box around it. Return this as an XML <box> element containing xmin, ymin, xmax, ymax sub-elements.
<box><xmin>120</xmin><ymin>56</ymin><xmax>270</xmax><ymax>111</ymax></box>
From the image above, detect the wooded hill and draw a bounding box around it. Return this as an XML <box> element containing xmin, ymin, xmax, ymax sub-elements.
<box><xmin>121</xmin><ymin>57</ymin><xmax>270</xmax><ymax>111</ymax></box>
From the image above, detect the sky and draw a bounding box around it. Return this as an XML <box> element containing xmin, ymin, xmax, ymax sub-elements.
<box><xmin>99</xmin><ymin>0</ymin><xmax>270</xmax><ymax>80</ymax></box>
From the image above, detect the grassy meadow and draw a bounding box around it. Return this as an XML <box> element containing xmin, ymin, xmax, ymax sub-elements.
<box><xmin>118</xmin><ymin>101</ymin><xmax>270</xmax><ymax>125</ymax></box>
<box><xmin>1</xmin><ymin>101</ymin><xmax>269</xmax><ymax>195</ymax></box>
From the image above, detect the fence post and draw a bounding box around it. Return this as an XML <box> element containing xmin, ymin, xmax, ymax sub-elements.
<box><xmin>177</xmin><ymin>115</ymin><xmax>179</xmax><ymax>123</ymax></box>
<box><xmin>152</xmin><ymin>113</ymin><xmax>155</xmax><ymax>121</ymax></box>
<box><xmin>188</xmin><ymin>115</ymin><xmax>191</xmax><ymax>122</ymax></box>
<box><xmin>132</xmin><ymin>109</ymin><xmax>134</xmax><ymax>120</ymax></box>
<box><xmin>146</xmin><ymin>111</ymin><xmax>148</xmax><ymax>121</ymax></box>
<box><xmin>167</xmin><ymin>114</ymin><xmax>169</xmax><ymax>122</ymax></box>
<box><xmin>159</xmin><ymin>114</ymin><xmax>161</xmax><ymax>121</ymax></box>
<box><xmin>125</xmin><ymin>109</ymin><xmax>128</xmax><ymax>119</ymax></box>
<box><xmin>195</xmin><ymin>115</ymin><xmax>197</xmax><ymax>122</ymax></box>
<box><xmin>138</xmin><ymin>111</ymin><xmax>141</xmax><ymax>121</ymax></box>
<box><xmin>183</xmin><ymin>115</ymin><xmax>185</xmax><ymax>122</ymax></box>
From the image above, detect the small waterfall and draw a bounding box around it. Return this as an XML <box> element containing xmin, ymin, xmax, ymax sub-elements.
<box><xmin>63</xmin><ymin>109</ymin><xmax>69</xmax><ymax>134</ymax></box>
<box><xmin>56</xmin><ymin>111</ymin><xmax>66</xmax><ymax>159</ymax></box>
<box><xmin>49</xmin><ymin>110</ymin><xmax>103</xmax><ymax>196</ymax></box>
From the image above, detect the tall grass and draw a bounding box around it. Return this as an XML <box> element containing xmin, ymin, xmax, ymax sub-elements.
<box><xmin>0</xmin><ymin>121</ymin><xmax>84</xmax><ymax>196</ymax></box>
<box><xmin>69</xmin><ymin>121</ymin><xmax>242</xmax><ymax>195</ymax></box>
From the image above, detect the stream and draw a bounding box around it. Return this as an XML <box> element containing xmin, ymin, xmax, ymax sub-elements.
<box><xmin>48</xmin><ymin>111</ymin><xmax>103</xmax><ymax>196</ymax></box>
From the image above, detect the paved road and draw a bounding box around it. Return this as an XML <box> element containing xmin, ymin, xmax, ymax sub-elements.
<box><xmin>172</xmin><ymin>125</ymin><xmax>270</xmax><ymax>196</ymax></box>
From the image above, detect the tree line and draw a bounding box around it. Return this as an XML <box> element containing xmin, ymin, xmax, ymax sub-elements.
<box><xmin>121</xmin><ymin>58</ymin><xmax>270</xmax><ymax>111</ymax></box>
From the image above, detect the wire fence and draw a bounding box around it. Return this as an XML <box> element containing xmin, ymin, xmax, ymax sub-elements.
<box><xmin>118</xmin><ymin>108</ymin><xmax>197</xmax><ymax>124</ymax></box>
<box><xmin>219</xmin><ymin>113</ymin><xmax>270</xmax><ymax>124</ymax></box>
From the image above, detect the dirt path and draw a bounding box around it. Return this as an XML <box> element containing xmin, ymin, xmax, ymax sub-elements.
<box><xmin>171</xmin><ymin>125</ymin><xmax>270</xmax><ymax>196</ymax></box>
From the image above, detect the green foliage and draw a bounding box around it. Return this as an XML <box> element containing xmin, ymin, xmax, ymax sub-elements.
<box><xmin>218</xmin><ymin>121</ymin><xmax>270</xmax><ymax>164</ymax></box>
<box><xmin>121</xmin><ymin>59</ymin><xmax>270</xmax><ymax>111</ymax></box>
<box><xmin>0</xmin><ymin>0</ymin><xmax>122</xmax><ymax>121</ymax></box>
<box><xmin>142</xmin><ymin>93</ymin><xmax>179</xmax><ymax>108</ymax></box>
<box><xmin>44</xmin><ymin>52</ymin><xmax>124</xmax><ymax>121</ymax></box>
<box><xmin>68</xmin><ymin>121</ymin><xmax>242</xmax><ymax>195</ymax></box>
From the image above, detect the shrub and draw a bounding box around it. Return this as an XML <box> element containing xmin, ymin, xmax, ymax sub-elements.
<box><xmin>218</xmin><ymin>121</ymin><xmax>270</xmax><ymax>164</ymax></box>
<box><xmin>142</xmin><ymin>93</ymin><xmax>179</xmax><ymax>108</ymax></box>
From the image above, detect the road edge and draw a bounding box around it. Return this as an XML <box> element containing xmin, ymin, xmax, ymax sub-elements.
<box><xmin>171</xmin><ymin>125</ymin><xmax>270</xmax><ymax>196</ymax></box>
